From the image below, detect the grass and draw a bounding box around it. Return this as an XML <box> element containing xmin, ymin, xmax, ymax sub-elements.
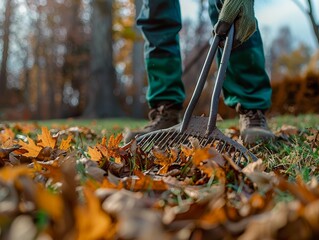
<box><xmin>8</xmin><ymin>113</ymin><xmax>319</xmax><ymax>181</ymax></box>
<box><xmin>30</xmin><ymin>113</ymin><xmax>318</xmax><ymax>133</ymax></box>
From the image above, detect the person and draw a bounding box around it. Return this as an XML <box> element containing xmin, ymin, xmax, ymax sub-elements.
<box><xmin>124</xmin><ymin>0</ymin><xmax>275</xmax><ymax>144</ymax></box>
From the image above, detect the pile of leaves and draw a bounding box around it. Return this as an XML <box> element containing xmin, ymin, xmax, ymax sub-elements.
<box><xmin>0</xmin><ymin>123</ymin><xmax>319</xmax><ymax>240</ymax></box>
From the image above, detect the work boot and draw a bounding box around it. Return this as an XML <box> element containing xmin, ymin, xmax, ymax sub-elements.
<box><xmin>124</xmin><ymin>103</ymin><xmax>182</xmax><ymax>144</ymax></box>
<box><xmin>236</xmin><ymin>104</ymin><xmax>275</xmax><ymax>144</ymax></box>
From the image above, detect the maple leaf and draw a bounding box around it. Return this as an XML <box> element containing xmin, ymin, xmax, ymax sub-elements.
<box><xmin>88</xmin><ymin>146</ymin><xmax>102</xmax><ymax>161</ymax></box>
<box><xmin>107</xmin><ymin>134</ymin><xmax>123</xmax><ymax>149</ymax></box>
<box><xmin>18</xmin><ymin>137</ymin><xmax>42</xmax><ymax>158</ymax></box>
<box><xmin>38</xmin><ymin>127</ymin><xmax>57</xmax><ymax>148</ymax></box>
<box><xmin>153</xmin><ymin>147</ymin><xmax>178</xmax><ymax>174</ymax></box>
<box><xmin>75</xmin><ymin>188</ymin><xmax>115</xmax><ymax>240</ymax></box>
<box><xmin>59</xmin><ymin>135</ymin><xmax>73</xmax><ymax>150</ymax></box>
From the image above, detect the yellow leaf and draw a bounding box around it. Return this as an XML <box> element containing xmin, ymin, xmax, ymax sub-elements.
<box><xmin>88</xmin><ymin>146</ymin><xmax>102</xmax><ymax>161</ymax></box>
<box><xmin>75</xmin><ymin>188</ymin><xmax>115</xmax><ymax>240</ymax></box>
<box><xmin>38</xmin><ymin>127</ymin><xmax>57</xmax><ymax>148</ymax></box>
<box><xmin>18</xmin><ymin>137</ymin><xmax>42</xmax><ymax>157</ymax></box>
<box><xmin>60</xmin><ymin>135</ymin><xmax>72</xmax><ymax>150</ymax></box>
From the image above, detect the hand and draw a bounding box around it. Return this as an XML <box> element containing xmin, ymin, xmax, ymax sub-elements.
<box><xmin>214</xmin><ymin>0</ymin><xmax>256</xmax><ymax>48</ymax></box>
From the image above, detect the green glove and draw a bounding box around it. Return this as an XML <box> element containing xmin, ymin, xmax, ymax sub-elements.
<box><xmin>215</xmin><ymin>0</ymin><xmax>256</xmax><ymax>47</ymax></box>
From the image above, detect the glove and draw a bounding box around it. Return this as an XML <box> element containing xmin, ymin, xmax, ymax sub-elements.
<box><xmin>214</xmin><ymin>0</ymin><xmax>256</xmax><ymax>48</ymax></box>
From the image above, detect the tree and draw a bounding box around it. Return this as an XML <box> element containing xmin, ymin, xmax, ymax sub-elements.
<box><xmin>292</xmin><ymin>0</ymin><xmax>319</xmax><ymax>46</ymax></box>
<box><xmin>0</xmin><ymin>0</ymin><xmax>14</xmax><ymax>96</ymax></box>
<box><xmin>131</xmin><ymin>0</ymin><xmax>145</xmax><ymax>118</ymax></box>
<box><xmin>83</xmin><ymin>0</ymin><xmax>124</xmax><ymax>117</ymax></box>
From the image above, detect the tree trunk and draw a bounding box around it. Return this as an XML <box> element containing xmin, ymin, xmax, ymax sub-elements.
<box><xmin>132</xmin><ymin>0</ymin><xmax>145</xmax><ymax>118</ymax></box>
<box><xmin>0</xmin><ymin>0</ymin><xmax>13</xmax><ymax>96</ymax></box>
<box><xmin>83</xmin><ymin>0</ymin><xmax>123</xmax><ymax>118</ymax></box>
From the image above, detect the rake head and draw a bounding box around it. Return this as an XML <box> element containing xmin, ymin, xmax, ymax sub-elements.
<box><xmin>136</xmin><ymin>116</ymin><xmax>258</xmax><ymax>165</ymax></box>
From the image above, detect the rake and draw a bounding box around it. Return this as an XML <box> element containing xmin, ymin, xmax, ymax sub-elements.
<box><xmin>133</xmin><ymin>26</ymin><xmax>257</xmax><ymax>164</ymax></box>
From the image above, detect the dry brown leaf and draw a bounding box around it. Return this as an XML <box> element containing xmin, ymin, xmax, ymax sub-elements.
<box><xmin>38</xmin><ymin>127</ymin><xmax>57</xmax><ymax>148</ymax></box>
<box><xmin>277</xmin><ymin>124</ymin><xmax>299</xmax><ymax>136</ymax></box>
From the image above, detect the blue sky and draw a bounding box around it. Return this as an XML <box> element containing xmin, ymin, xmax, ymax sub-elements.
<box><xmin>180</xmin><ymin>0</ymin><xmax>318</xmax><ymax>49</ymax></box>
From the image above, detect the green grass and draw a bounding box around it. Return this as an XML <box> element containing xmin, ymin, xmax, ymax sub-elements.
<box><xmin>28</xmin><ymin>113</ymin><xmax>318</xmax><ymax>133</ymax></box>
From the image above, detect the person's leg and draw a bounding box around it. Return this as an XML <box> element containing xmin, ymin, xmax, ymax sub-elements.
<box><xmin>124</xmin><ymin>0</ymin><xmax>185</xmax><ymax>143</ymax></box>
<box><xmin>137</xmin><ymin>0</ymin><xmax>185</xmax><ymax>109</ymax></box>
<box><xmin>208</xmin><ymin>0</ymin><xmax>274</xmax><ymax>143</ymax></box>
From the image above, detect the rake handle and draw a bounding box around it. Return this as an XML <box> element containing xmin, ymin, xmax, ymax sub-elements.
<box><xmin>207</xmin><ymin>25</ymin><xmax>234</xmax><ymax>134</ymax></box>
<box><xmin>180</xmin><ymin>25</ymin><xmax>234</xmax><ymax>134</ymax></box>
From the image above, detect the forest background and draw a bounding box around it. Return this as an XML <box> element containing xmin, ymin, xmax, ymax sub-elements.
<box><xmin>0</xmin><ymin>0</ymin><xmax>319</xmax><ymax>121</ymax></box>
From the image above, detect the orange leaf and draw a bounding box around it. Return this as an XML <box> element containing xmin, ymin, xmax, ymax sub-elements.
<box><xmin>0</xmin><ymin>165</ymin><xmax>34</xmax><ymax>181</ymax></box>
<box><xmin>101</xmin><ymin>178</ymin><xmax>123</xmax><ymax>189</ymax></box>
<box><xmin>59</xmin><ymin>135</ymin><xmax>73</xmax><ymax>150</ymax></box>
<box><xmin>18</xmin><ymin>137</ymin><xmax>42</xmax><ymax>157</ymax></box>
<box><xmin>88</xmin><ymin>146</ymin><xmax>102</xmax><ymax>161</ymax></box>
<box><xmin>153</xmin><ymin>147</ymin><xmax>178</xmax><ymax>175</ymax></box>
<box><xmin>75</xmin><ymin>188</ymin><xmax>115</xmax><ymax>240</ymax></box>
<box><xmin>38</xmin><ymin>127</ymin><xmax>57</xmax><ymax>148</ymax></box>
<box><xmin>192</xmin><ymin>148</ymin><xmax>225</xmax><ymax>179</ymax></box>
<box><xmin>107</xmin><ymin>134</ymin><xmax>123</xmax><ymax>149</ymax></box>
<box><xmin>123</xmin><ymin>170</ymin><xmax>168</xmax><ymax>191</ymax></box>
<box><xmin>0</xmin><ymin>128</ymin><xmax>15</xmax><ymax>147</ymax></box>
<box><xmin>33</xmin><ymin>160</ymin><xmax>63</xmax><ymax>182</ymax></box>
<box><xmin>35</xmin><ymin>184</ymin><xmax>63</xmax><ymax>220</ymax></box>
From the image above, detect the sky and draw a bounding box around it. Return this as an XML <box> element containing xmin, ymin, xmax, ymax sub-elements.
<box><xmin>180</xmin><ymin>0</ymin><xmax>318</xmax><ymax>49</ymax></box>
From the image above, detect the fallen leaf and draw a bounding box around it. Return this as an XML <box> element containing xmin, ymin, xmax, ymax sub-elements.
<box><xmin>59</xmin><ymin>135</ymin><xmax>73</xmax><ymax>150</ymax></box>
<box><xmin>88</xmin><ymin>146</ymin><xmax>102</xmax><ymax>161</ymax></box>
<box><xmin>75</xmin><ymin>188</ymin><xmax>115</xmax><ymax>240</ymax></box>
<box><xmin>38</xmin><ymin>127</ymin><xmax>57</xmax><ymax>148</ymax></box>
<box><xmin>18</xmin><ymin>137</ymin><xmax>42</xmax><ymax>158</ymax></box>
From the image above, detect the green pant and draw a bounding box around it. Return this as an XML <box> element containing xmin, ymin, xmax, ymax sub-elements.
<box><xmin>137</xmin><ymin>0</ymin><xmax>272</xmax><ymax>110</ymax></box>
